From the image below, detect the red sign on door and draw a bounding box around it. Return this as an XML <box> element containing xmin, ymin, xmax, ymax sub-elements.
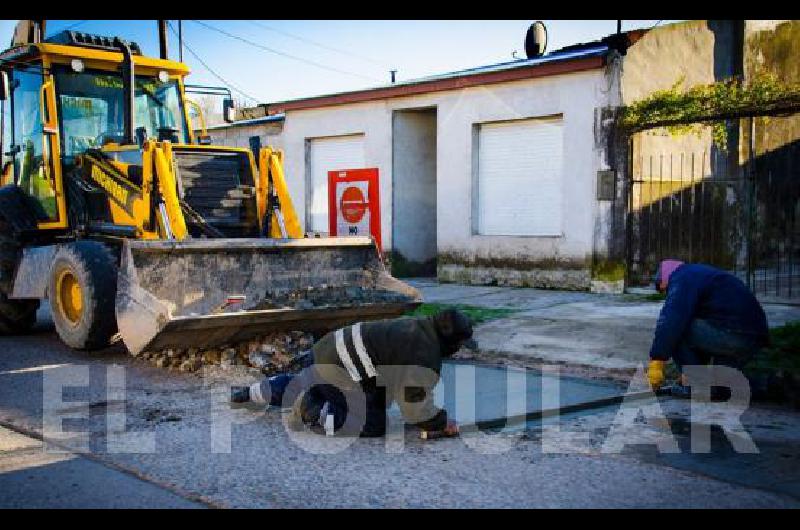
<box><xmin>328</xmin><ymin>168</ymin><xmax>381</xmax><ymax>251</ymax></box>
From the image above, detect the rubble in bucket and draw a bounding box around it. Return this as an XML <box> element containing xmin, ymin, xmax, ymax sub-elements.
<box><xmin>136</xmin><ymin>331</ymin><xmax>315</xmax><ymax>374</ymax></box>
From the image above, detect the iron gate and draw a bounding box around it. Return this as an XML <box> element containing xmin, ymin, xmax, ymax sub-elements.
<box><xmin>626</xmin><ymin>121</ymin><xmax>800</xmax><ymax>302</ymax></box>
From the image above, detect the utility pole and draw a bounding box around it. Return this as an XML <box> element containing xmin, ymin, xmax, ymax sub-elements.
<box><xmin>390</xmin><ymin>70</ymin><xmax>397</xmax><ymax>84</ymax></box>
<box><xmin>178</xmin><ymin>20</ymin><xmax>183</xmax><ymax>62</ymax></box>
<box><xmin>617</xmin><ymin>20</ymin><xmax>622</xmax><ymax>34</ymax></box>
<box><xmin>36</xmin><ymin>20</ymin><xmax>47</xmax><ymax>42</ymax></box>
<box><xmin>158</xmin><ymin>20</ymin><xmax>168</xmax><ymax>60</ymax></box>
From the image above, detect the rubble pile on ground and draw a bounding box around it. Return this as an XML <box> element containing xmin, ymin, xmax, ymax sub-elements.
<box><xmin>254</xmin><ymin>286</ymin><xmax>411</xmax><ymax>310</ymax></box>
<box><xmin>137</xmin><ymin>331</ymin><xmax>315</xmax><ymax>374</ymax></box>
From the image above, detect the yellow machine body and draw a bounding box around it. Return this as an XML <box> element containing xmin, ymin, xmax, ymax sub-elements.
<box><xmin>0</xmin><ymin>30</ymin><xmax>420</xmax><ymax>354</ymax></box>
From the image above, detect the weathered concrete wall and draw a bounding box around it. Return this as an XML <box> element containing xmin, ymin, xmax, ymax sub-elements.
<box><xmin>743</xmin><ymin>20</ymin><xmax>800</xmax><ymax>157</ymax></box>
<box><xmin>622</xmin><ymin>20</ymin><xmax>741</xmax><ymax>103</ymax></box>
<box><xmin>621</xmin><ymin>19</ymin><xmax>798</xmax><ymax>168</ymax></box>
<box><xmin>391</xmin><ymin>109</ymin><xmax>437</xmax><ymax>275</ymax></box>
<box><xmin>622</xmin><ymin>20</ymin><xmax>741</xmax><ymax>169</ymax></box>
<box><xmin>590</xmin><ymin>52</ymin><xmax>626</xmax><ymax>294</ymax></box>
<box><xmin>614</xmin><ymin>20</ymin><xmax>798</xmax><ymax>294</ymax></box>
<box><xmin>741</xmin><ymin>21</ymin><xmax>800</xmax><ymax>303</ymax></box>
<box><xmin>613</xmin><ymin>20</ymin><xmax>748</xmax><ymax>287</ymax></box>
<box><xmin>206</xmin><ymin>121</ymin><xmax>285</xmax><ymax>151</ymax></box>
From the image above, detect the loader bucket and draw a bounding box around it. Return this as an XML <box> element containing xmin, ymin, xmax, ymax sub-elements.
<box><xmin>115</xmin><ymin>237</ymin><xmax>422</xmax><ymax>356</ymax></box>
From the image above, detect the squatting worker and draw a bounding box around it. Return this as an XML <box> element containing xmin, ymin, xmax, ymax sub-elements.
<box><xmin>646</xmin><ymin>259</ymin><xmax>769</xmax><ymax>397</ymax></box>
<box><xmin>231</xmin><ymin>309</ymin><xmax>475</xmax><ymax>437</ymax></box>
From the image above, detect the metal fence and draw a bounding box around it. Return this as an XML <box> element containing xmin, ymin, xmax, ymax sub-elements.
<box><xmin>626</xmin><ymin>121</ymin><xmax>800</xmax><ymax>302</ymax></box>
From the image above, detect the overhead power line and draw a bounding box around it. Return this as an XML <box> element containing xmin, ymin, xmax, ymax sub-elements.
<box><xmin>62</xmin><ymin>20</ymin><xmax>88</xmax><ymax>31</ymax></box>
<box><xmin>248</xmin><ymin>20</ymin><xmax>386</xmax><ymax>68</ymax></box>
<box><xmin>167</xmin><ymin>22</ymin><xmax>259</xmax><ymax>105</ymax></box>
<box><xmin>191</xmin><ymin>20</ymin><xmax>381</xmax><ymax>83</ymax></box>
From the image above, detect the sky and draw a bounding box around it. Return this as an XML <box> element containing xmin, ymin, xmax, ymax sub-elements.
<box><xmin>0</xmin><ymin>20</ymin><xmax>679</xmax><ymax>107</ymax></box>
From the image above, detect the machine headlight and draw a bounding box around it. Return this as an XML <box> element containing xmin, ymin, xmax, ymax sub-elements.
<box><xmin>71</xmin><ymin>59</ymin><xmax>84</xmax><ymax>73</ymax></box>
<box><xmin>158</xmin><ymin>70</ymin><xmax>170</xmax><ymax>83</ymax></box>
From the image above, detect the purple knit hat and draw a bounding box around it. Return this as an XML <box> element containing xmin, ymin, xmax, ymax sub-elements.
<box><xmin>654</xmin><ymin>259</ymin><xmax>684</xmax><ymax>289</ymax></box>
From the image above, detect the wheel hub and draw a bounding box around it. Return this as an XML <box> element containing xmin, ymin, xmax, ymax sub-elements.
<box><xmin>57</xmin><ymin>270</ymin><xmax>83</xmax><ymax>325</ymax></box>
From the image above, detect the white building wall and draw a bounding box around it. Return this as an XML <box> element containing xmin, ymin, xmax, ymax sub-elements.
<box><xmin>209</xmin><ymin>68</ymin><xmax>612</xmax><ymax>289</ymax></box>
<box><xmin>433</xmin><ymin>70</ymin><xmax>609</xmax><ymax>288</ymax></box>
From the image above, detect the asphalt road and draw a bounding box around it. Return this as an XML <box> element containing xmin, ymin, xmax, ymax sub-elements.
<box><xmin>0</xmin><ymin>425</ymin><xmax>205</xmax><ymax>508</ymax></box>
<box><xmin>1</xmin><ymin>307</ymin><xmax>798</xmax><ymax>508</ymax></box>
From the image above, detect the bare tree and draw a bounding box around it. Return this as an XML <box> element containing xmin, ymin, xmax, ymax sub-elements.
<box><xmin>187</xmin><ymin>94</ymin><xmax>224</xmax><ymax>128</ymax></box>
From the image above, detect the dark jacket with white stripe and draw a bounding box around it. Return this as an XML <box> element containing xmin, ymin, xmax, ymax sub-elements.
<box><xmin>312</xmin><ymin>316</ymin><xmax>448</xmax><ymax>431</ymax></box>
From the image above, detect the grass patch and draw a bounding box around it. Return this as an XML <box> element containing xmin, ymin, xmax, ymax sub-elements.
<box><xmin>592</xmin><ymin>260</ymin><xmax>626</xmax><ymax>282</ymax></box>
<box><xmin>406</xmin><ymin>303</ymin><xmax>518</xmax><ymax>325</ymax></box>
<box><xmin>745</xmin><ymin>320</ymin><xmax>800</xmax><ymax>378</ymax></box>
<box><xmin>642</xmin><ymin>292</ymin><xmax>667</xmax><ymax>301</ymax></box>
<box><xmin>622</xmin><ymin>292</ymin><xmax>666</xmax><ymax>302</ymax></box>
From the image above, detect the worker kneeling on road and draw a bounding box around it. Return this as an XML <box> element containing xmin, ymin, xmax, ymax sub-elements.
<box><xmin>646</xmin><ymin>260</ymin><xmax>769</xmax><ymax>399</ymax></box>
<box><xmin>231</xmin><ymin>309</ymin><xmax>473</xmax><ymax>438</ymax></box>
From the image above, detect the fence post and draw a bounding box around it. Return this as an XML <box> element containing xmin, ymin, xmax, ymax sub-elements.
<box><xmin>625</xmin><ymin>134</ymin><xmax>634</xmax><ymax>289</ymax></box>
<box><xmin>746</xmin><ymin>116</ymin><xmax>756</xmax><ymax>291</ymax></box>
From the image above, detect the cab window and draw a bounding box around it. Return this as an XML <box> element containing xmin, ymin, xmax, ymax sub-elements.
<box><xmin>54</xmin><ymin>67</ymin><xmax>189</xmax><ymax>162</ymax></box>
<box><xmin>12</xmin><ymin>67</ymin><xmax>57</xmax><ymax>221</ymax></box>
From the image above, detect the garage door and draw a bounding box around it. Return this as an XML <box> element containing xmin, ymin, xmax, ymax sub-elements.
<box><xmin>477</xmin><ymin>117</ymin><xmax>563</xmax><ymax>236</ymax></box>
<box><xmin>307</xmin><ymin>134</ymin><xmax>366</xmax><ymax>233</ymax></box>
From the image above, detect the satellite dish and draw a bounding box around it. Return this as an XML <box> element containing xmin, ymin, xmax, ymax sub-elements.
<box><xmin>524</xmin><ymin>21</ymin><xmax>548</xmax><ymax>59</ymax></box>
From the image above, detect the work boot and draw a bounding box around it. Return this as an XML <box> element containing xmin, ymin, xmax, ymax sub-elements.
<box><xmin>230</xmin><ymin>386</ymin><xmax>251</xmax><ymax>403</ymax></box>
<box><xmin>659</xmin><ymin>384</ymin><xmax>731</xmax><ymax>401</ymax></box>
<box><xmin>660</xmin><ymin>383</ymin><xmax>692</xmax><ymax>399</ymax></box>
<box><xmin>710</xmin><ymin>386</ymin><xmax>732</xmax><ymax>402</ymax></box>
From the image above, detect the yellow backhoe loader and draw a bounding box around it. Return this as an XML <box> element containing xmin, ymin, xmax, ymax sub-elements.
<box><xmin>0</xmin><ymin>21</ymin><xmax>420</xmax><ymax>355</ymax></box>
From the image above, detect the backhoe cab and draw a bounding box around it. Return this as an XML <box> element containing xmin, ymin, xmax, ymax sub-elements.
<box><xmin>0</xmin><ymin>26</ymin><xmax>420</xmax><ymax>354</ymax></box>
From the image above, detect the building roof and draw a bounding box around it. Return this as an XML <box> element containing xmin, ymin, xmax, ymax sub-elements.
<box><xmin>401</xmin><ymin>44</ymin><xmax>609</xmax><ymax>84</ymax></box>
<box><xmin>210</xmin><ymin>28</ymin><xmax>648</xmax><ymax>126</ymax></box>
<box><xmin>264</xmin><ymin>43</ymin><xmax>610</xmax><ymax>114</ymax></box>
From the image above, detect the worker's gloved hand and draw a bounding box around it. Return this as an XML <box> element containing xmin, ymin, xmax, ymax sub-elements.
<box><xmin>647</xmin><ymin>360</ymin><xmax>666</xmax><ymax>389</ymax></box>
<box><xmin>420</xmin><ymin>420</ymin><xmax>460</xmax><ymax>441</ymax></box>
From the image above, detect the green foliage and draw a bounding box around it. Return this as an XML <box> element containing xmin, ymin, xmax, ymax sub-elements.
<box><xmin>641</xmin><ymin>292</ymin><xmax>667</xmax><ymax>302</ymax></box>
<box><xmin>406</xmin><ymin>303</ymin><xmax>517</xmax><ymax>325</ymax></box>
<box><xmin>745</xmin><ymin>321</ymin><xmax>800</xmax><ymax>377</ymax></box>
<box><xmin>620</xmin><ymin>73</ymin><xmax>800</xmax><ymax>149</ymax></box>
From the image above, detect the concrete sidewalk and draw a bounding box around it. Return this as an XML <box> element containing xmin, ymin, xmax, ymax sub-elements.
<box><xmin>408</xmin><ymin>279</ymin><xmax>800</xmax><ymax>372</ymax></box>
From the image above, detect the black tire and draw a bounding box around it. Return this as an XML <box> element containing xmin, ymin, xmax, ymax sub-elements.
<box><xmin>48</xmin><ymin>241</ymin><xmax>118</xmax><ymax>350</ymax></box>
<box><xmin>0</xmin><ymin>218</ymin><xmax>39</xmax><ymax>335</ymax></box>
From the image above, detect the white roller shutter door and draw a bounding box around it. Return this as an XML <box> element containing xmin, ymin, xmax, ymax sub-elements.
<box><xmin>477</xmin><ymin>117</ymin><xmax>564</xmax><ymax>236</ymax></box>
<box><xmin>307</xmin><ymin>134</ymin><xmax>365</xmax><ymax>232</ymax></box>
